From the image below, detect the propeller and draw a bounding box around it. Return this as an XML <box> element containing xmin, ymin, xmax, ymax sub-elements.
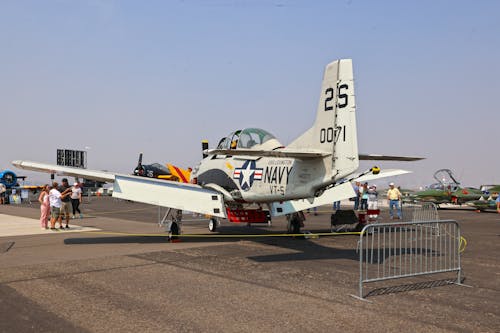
<box><xmin>134</xmin><ymin>153</ymin><xmax>145</xmax><ymax>176</ymax></box>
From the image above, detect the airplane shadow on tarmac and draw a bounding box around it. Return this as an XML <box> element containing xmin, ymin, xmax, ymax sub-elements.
<box><xmin>248</xmin><ymin>237</ymin><xmax>359</xmax><ymax>263</ymax></box>
<box><xmin>63</xmin><ymin>235</ymin><xmax>244</xmax><ymax>245</ymax></box>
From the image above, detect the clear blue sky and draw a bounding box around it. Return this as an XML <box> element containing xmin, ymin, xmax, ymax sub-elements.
<box><xmin>1</xmin><ymin>0</ymin><xmax>499</xmax><ymax>188</ymax></box>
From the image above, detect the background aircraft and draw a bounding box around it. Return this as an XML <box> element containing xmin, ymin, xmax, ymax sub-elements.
<box><xmin>0</xmin><ymin>169</ymin><xmax>27</xmax><ymax>188</ymax></box>
<box><xmin>479</xmin><ymin>185</ymin><xmax>500</xmax><ymax>197</ymax></box>
<box><xmin>13</xmin><ymin>59</ymin><xmax>421</xmax><ymax>235</ymax></box>
<box><xmin>465</xmin><ymin>199</ymin><xmax>498</xmax><ymax>212</ymax></box>
<box><xmin>133</xmin><ymin>153</ymin><xmax>191</xmax><ymax>183</ymax></box>
<box><xmin>404</xmin><ymin>169</ymin><xmax>485</xmax><ymax>205</ymax></box>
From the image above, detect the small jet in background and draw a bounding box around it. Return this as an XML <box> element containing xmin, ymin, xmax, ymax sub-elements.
<box><xmin>405</xmin><ymin>169</ymin><xmax>484</xmax><ymax>205</ymax></box>
<box><xmin>464</xmin><ymin>185</ymin><xmax>500</xmax><ymax>212</ymax></box>
<box><xmin>465</xmin><ymin>199</ymin><xmax>498</xmax><ymax>212</ymax></box>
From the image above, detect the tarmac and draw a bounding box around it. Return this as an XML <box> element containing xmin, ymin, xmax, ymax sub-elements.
<box><xmin>0</xmin><ymin>197</ymin><xmax>499</xmax><ymax>332</ymax></box>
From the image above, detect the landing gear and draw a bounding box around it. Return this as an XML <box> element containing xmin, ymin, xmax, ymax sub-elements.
<box><xmin>159</xmin><ymin>208</ymin><xmax>182</xmax><ymax>242</ymax></box>
<box><xmin>168</xmin><ymin>221</ymin><xmax>180</xmax><ymax>241</ymax></box>
<box><xmin>208</xmin><ymin>218</ymin><xmax>218</xmax><ymax>232</ymax></box>
<box><xmin>286</xmin><ymin>212</ymin><xmax>303</xmax><ymax>234</ymax></box>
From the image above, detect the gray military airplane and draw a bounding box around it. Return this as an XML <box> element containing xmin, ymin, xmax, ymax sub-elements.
<box><xmin>13</xmin><ymin>59</ymin><xmax>421</xmax><ymax>235</ymax></box>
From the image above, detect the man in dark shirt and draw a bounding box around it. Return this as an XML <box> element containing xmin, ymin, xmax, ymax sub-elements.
<box><xmin>58</xmin><ymin>178</ymin><xmax>72</xmax><ymax>228</ymax></box>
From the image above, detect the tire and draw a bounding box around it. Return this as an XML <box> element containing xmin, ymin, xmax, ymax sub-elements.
<box><xmin>169</xmin><ymin>222</ymin><xmax>179</xmax><ymax>241</ymax></box>
<box><xmin>287</xmin><ymin>215</ymin><xmax>301</xmax><ymax>234</ymax></box>
<box><xmin>208</xmin><ymin>218</ymin><xmax>217</xmax><ymax>232</ymax></box>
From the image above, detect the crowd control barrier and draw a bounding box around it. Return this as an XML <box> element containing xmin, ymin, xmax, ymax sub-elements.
<box><xmin>355</xmin><ymin>220</ymin><xmax>462</xmax><ymax>299</ymax></box>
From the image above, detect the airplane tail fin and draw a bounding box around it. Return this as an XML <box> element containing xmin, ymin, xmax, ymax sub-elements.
<box><xmin>166</xmin><ymin>164</ymin><xmax>191</xmax><ymax>183</ymax></box>
<box><xmin>288</xmin><ymin>59</ymin><xmax>358</xmax><ymax>181</ymax></box>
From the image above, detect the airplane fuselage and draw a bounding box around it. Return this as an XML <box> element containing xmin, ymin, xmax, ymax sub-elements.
<box><xmin>194</xmin><ymin>154</ymin><xmax>331</xmax><ymax>203</ymax></box>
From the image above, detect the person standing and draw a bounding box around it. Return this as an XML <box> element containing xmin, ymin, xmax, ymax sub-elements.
<box><xmin>333</xmin><ymin>200</ymin><xmax>341</xmax><ymax>211</ymax></box>
<box><xmin>49</xmin><ymin>182</ymin><xmax>71</xmax><ymax>230</ymax></box>
<box><xmin>352</xmin><ymin>182</ymin><xmax>360</xmax><ymax>210</ymax></box>
<box><xmin>496</xmin><ymin>194</ymin><xmax>500</xmax><ymax>214</ymax></box>
<box><xmin>367</xmin><ymin>185</ymin><xmax>378</xmax><ymax>210</ymax></box>
<box><xmin>360</xmin><ymin>183</ymin><xmax>369</xmax><ymax>210</ymax></box>
<box><xmin>49</xmin><ymin>182</ymin><xmax>63</xmax><ymax>230</ymax></box>
<box><xmin>70</xmin><ymin>182</ymin><xmax>83</xmax><ymax>219</ymax></box>
<box><xmin>387</xmin><ymin>182</ymin><xmax>402</xmax><ymax>219</ymax></box>
<box><xmin>38</xmin><ymin>185</ymin><xmax>50</xmax><ymax>229</ymax></box>
<box><xmin>58</xmin><ymin>178</ymin><xmax>72</xmax><ymax>228</ymax></box>
<box><xmin>367</xmin><ymin>185</ymin><xmax>379</xmax><ymax>219</ymax></box>
<box><xmin>0</xmin><ymin>183</ymin><xmax>6</xmax><ymax>204</ymax></box>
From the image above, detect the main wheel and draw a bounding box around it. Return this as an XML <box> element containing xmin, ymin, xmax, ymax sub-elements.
<box><xmin>208</xmin><ymin>218</ymin><xmax>217</xmax><ymax>232</ymax></box>
<box><xmin>287</xmin><ymin>215</ymin><xmax>301</xmax><ymax>234</ymax></box>
<box><xmin>169</xmin><ymin>221</ymin><xmax>180</xmax><ymax>241</ymax></box>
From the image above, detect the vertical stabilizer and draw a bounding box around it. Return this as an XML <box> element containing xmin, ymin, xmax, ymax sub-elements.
<box><xmin>288</xmin><ymin>59</ymin><xmax>358</xmax><ymax>181</ymax></box>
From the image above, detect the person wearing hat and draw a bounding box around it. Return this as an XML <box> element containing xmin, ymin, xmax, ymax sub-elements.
<box><xmin>70</xmin><ymin>182</ymin><xmax>83</xmax><ymax>219</ymax></box>
<box><xmin>58</xmin><ymin>178</ymin><xmax>72</xmax><ymax>228</ymax></box>
<box><xmin>387</xmin><ymin>182</ymin><xmax>402</xmax><ymax>219</ymax></box>
<box><xmin>49</xmin><ymin>182</ymin><xmax>71</xmax><ymax>230</ymax></box>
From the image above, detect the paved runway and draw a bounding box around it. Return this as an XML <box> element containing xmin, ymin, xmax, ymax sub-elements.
<box><xmin>0</xmin><ymin>214</ymin><xmax>100</xmax><ymax>237</ymax></box>
<box><xmin>0</xmin><ymin>198</ymin><xmax>499</xmax><ymax>332</ymax></box>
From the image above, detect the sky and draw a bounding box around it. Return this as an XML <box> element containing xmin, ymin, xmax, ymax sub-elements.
<box><xmin>1</xmin><ymin>0</ymin><xmax>499</xmax><ymax>189</ymax></box>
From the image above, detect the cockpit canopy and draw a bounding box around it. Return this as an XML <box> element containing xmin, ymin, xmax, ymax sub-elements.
<box><xmin>217</xmin><ymin>128</ymin><xmax>282</xmax><ymax>150</ymax></box>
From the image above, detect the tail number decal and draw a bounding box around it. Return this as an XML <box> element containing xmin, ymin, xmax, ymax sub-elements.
<box><xmin>324</xmin><ymin>84</ymin><xmax>349</xmax><ymax>111</ymax></box>
<box><xmin>320</xmin><ymin>126</ymin><xmax>346</xmax><ymax>143</ymax></box>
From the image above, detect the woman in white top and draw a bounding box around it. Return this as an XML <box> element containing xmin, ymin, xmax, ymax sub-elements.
<box><xmin>38</xmin><ymin>184</ymin><xmax>50</xmax><ymax>229</ymax></box>
<box><xmin>70</xmin><ymin>183</ymin><xmax>83</xmax><ymax>218</ymax></box>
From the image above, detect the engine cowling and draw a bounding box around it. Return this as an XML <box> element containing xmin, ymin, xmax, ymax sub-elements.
<box><xmin>1</xmin><ymin>170</ymin><xmax>18</xmax><ymax>188</ymax></box>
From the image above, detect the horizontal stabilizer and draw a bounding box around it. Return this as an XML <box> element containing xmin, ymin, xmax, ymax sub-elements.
<box><xmin>206</xmin><ymin>149</ymin><xmax>330</xmax><ymax>159</ymax></box>
<box><xmin>354</xmin><ymin>169</ymin><xmax>411</xmax><ymax>182</ymax></box>
<box><xmin>113</xmin><ymin>175</ymin><xmax>226</xmax><ymax>218</ymax></box>
<box><xmin>270</xmin><ymin>182</ymin><xmax>356</xmax><ymax>216</ymax></box>
<box><xmin>12</xmin><ymin>160</ymin><xmax>115</xmax><ymax>183</ymax></box>
<box><xmin>359</xmin><ymin>154</ymin><xmax>423</xmax><ymax>161</ymax></box>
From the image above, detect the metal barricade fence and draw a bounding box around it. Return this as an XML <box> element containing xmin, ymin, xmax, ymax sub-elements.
<box><xmin>401</xmin><ymin>201</ymin><xmax>439</xmax><ymax>222</ymax></box>
<box><xmin>401</xmin><ymin>201</ymin><xmax>441</xmax><ymax>235</ymax></box>
<box><xmin>356</xmin><ymin>220</ymin><xmax>462</xmax><ymax>299</ymax></box>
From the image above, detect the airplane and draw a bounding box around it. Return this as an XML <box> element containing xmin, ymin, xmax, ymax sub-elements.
<box><xmin>133</xmin><ymin>153</ymin><xmax>191</xmax><ymax>183</ymax></box>
<box><xmin>0</xmin><ymin>169</ymin><xmax>24</xmax><ymax>188</ymax></box>
<box><xmin>465</xmin><ymin>199</ymin><xmax>498</xmax><ymax>212</ymax></box>
<box><xmin>479</xmin><ymin>185</ymin><xmax>500</xmax><ymax>198</ymax></box>
<box><xmin>404</xmin><ymin>169</ymin><xmax>484</xmax><ymax>205</ymax></box>
<box><xmin>464</xmin><ymin>185</ymin><xmax>500</xmax><ymax>212</ymax></box>
<box><xmin>12</xmin><ymin>58</ymin><xmax>422</xmax><ymax>236</ymax></box>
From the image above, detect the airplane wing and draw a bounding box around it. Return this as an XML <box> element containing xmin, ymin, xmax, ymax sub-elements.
<box><xmin>359</xmin><ymin>154</ymin><xmax>423</xmax><ymax>161</ymax></box>
<box><xmin>12</xmin><ymin>160</ymin><xmax>226</xmax><ymax>217</ymax></box>
<box><xmin>113</xmin><ymin>175</ymin><xmax>225</xmax><ymax>217</ymax></box>
<box><xmin>12</xmin><ymin>160</ymin><xmax>115</xmax><ymax>183</ymax></box>
<box><xmin>270</xmin><ymin>169</ymin><xmax>412</xmax><ymax>215</ymax></box>
<box><xmin>206</xmin><ymin>149</ymin><xmax>331</xmax><ymax>159</ymax></box>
